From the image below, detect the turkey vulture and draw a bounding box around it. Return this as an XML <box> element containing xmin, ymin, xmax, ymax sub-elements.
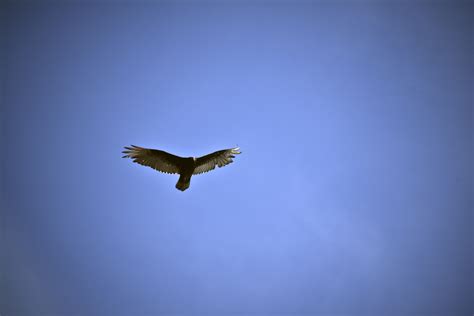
<box><xmin>122</xmin><ymin>145</ymin><xmax>241</xmax><ymax>191</ymax></box>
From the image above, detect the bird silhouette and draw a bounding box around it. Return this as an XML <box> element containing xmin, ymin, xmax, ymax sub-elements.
<box><xmin>122</xmin><ymin>145</ymin><xmax>241</xmax><ymax>191</ymax></box>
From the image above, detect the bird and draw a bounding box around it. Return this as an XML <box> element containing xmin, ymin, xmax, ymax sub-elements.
<box><xmin>122</xmin><ymin>145</ymin><xmax>241</xmax><ymax>191</ymax></box>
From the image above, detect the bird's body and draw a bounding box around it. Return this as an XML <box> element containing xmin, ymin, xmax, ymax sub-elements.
<box><xmin>175</xmin><ymin>157</ymin><xmax>195</xmax><ymax>191</ymax></box>
<box><xmin>122</xmin><ymin>146</ymin><xmax>241</xmax><ymax>191</ymax></box>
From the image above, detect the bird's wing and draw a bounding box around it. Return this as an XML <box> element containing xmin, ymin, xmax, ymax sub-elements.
<box><xmin>122</xmin><ymin>145</ymin><xmax>183</xmax><ymax>174</ymax></box>
<box><xmin>193</xmin><ymin>147</ymin><xmax>241</xmax><ymax>175</ymax></box>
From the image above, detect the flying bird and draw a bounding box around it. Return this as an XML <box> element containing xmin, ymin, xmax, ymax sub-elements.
<box><xmin>122</xmin><ymin>145</ymin><xmax>241</xmax><ymax>191</ymax></box>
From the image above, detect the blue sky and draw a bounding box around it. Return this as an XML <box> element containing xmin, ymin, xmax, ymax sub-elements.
<box><xmin>2</xmin><ymin>1</ymin><xmax>472</xmax><ymax>315</ymax></box>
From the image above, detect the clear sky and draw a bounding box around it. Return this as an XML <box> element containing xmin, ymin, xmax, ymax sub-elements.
<box><xmin>2</xmin><ymin>1</ymin><xmax>472</xmax><ymax>315</ymax></box>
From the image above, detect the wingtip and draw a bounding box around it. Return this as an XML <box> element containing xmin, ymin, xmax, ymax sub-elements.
<box><xmin>232</xmin><ymin>147</ymin><xmax>241</xmax><ymax>154</ymax></box>
<box><xmin>123</xmin><ymin>144</ymin><xmax>143</xmax><ymax>155</ymax></box>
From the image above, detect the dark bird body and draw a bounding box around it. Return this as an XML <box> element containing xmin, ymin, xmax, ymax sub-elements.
<box><xmin>175</xmin><ymin>157</ymin><xmax>196</xmax><ymax>191</ymax></box>
<box><xmin>122</xmin><ymin>145</ymin><xmax>241</xmax><ymax>191</ymax></box>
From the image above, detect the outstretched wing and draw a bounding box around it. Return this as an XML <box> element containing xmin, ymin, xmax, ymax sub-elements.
<box><xmin>122</xmin><ymin>145</ymin><xmax>183</xmax><ymax>174</ymax></box>
<box><xmin>193</xmin><ymin>147</ymin><xmax>241</xmax><ymax>175</ymax></box>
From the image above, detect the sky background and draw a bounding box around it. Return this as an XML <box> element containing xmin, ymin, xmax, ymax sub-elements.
<box><xmin>1</xmin><ymin>1</ymin><xmax>472</xmax><ymax>315</ymax></box>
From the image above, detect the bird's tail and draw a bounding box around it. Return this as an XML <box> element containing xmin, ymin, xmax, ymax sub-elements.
<box><xmin>176</xmin><ymin>175</ymin><xmax>191</xmax><ymax>191</ymax></box>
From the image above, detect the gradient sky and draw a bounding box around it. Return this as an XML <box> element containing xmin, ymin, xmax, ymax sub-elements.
<box><xmin>1</xmin><ymin>1</ymin><xmax>472</xmax><ymax>315</ymax></box>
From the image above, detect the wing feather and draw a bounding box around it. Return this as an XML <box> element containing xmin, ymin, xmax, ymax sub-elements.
<box><xmin>122</xmin><ymin>145</ymin><xmax>183</xmax><ymax>174</ymax></box>
<box><xmin>193</xmin><ymin>147</ymin><xmax>241</xmax><ymax>175</ymax></box>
